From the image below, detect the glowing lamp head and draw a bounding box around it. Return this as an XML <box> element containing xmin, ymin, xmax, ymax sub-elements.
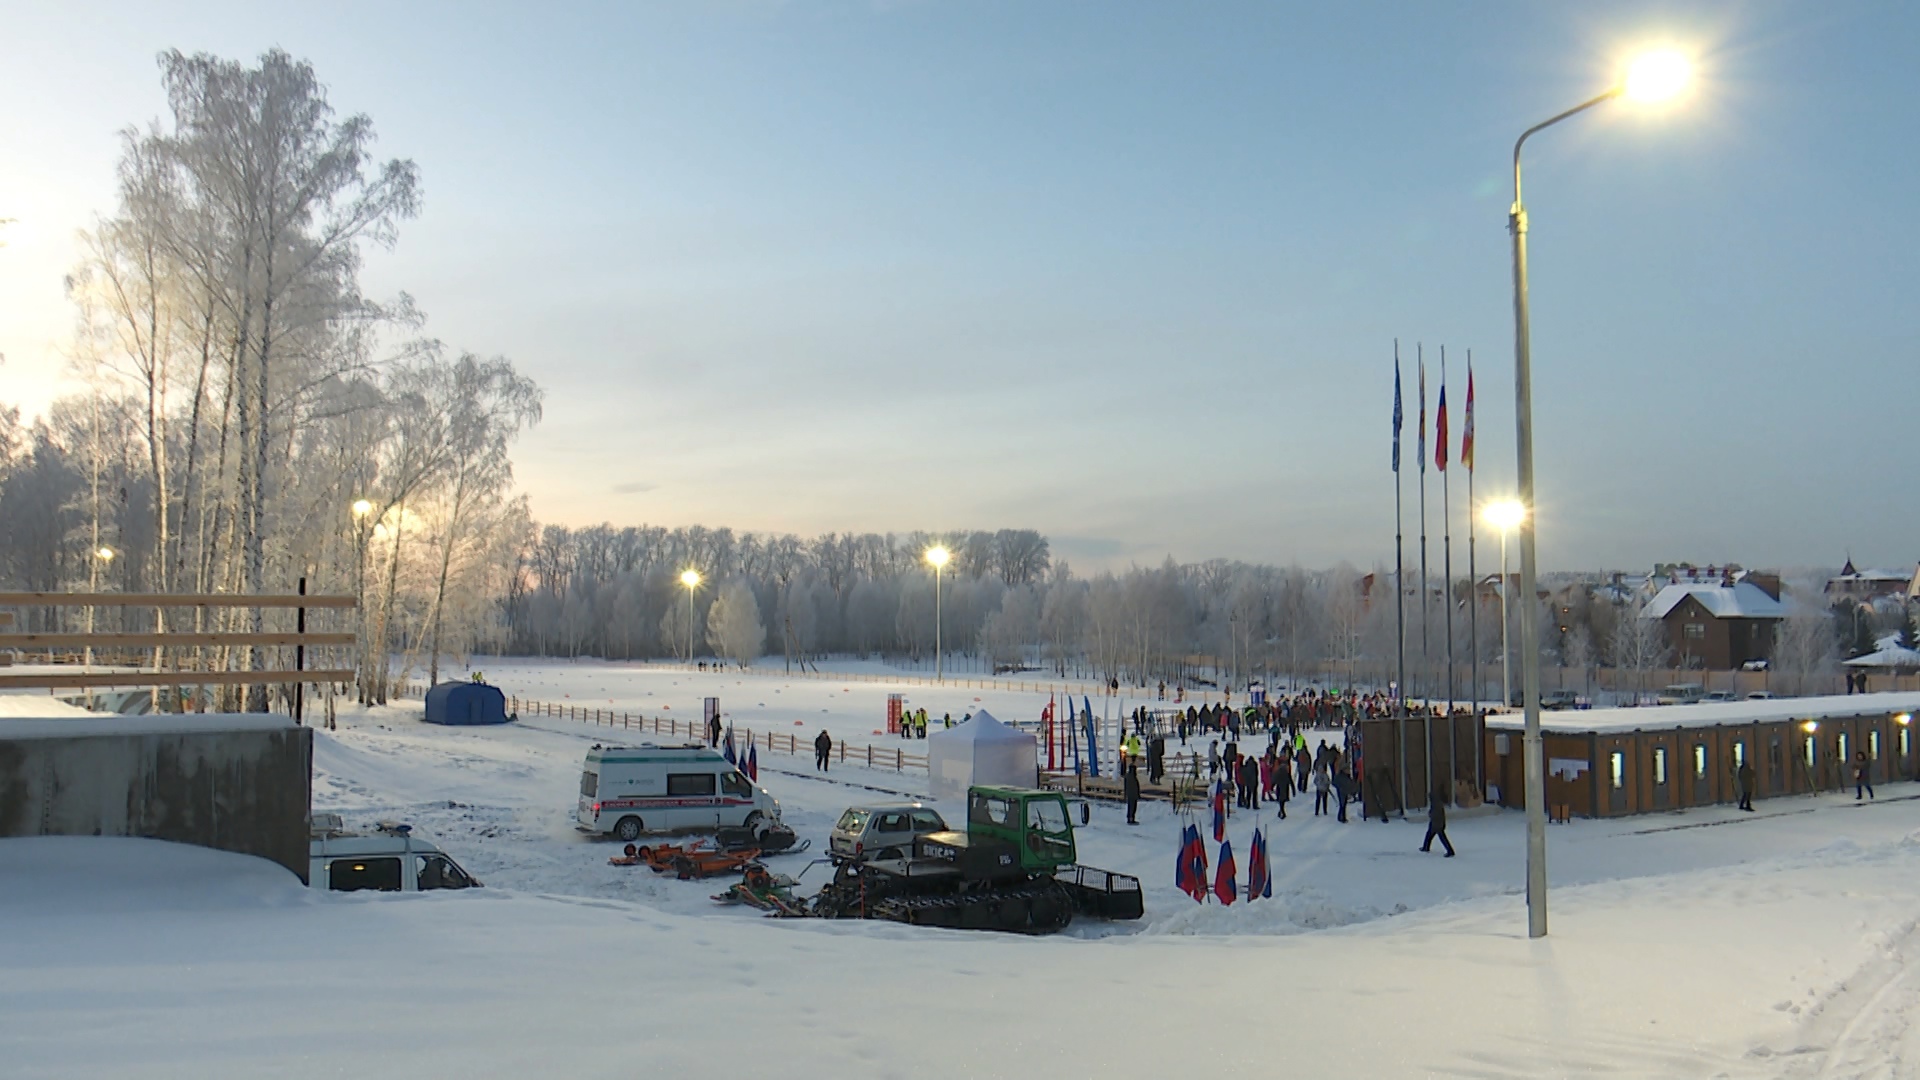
<box><xmin>925</xmin><ymin>546</ymin><xmax>950</xmax><ymax>570</ymax></box>
<box><xmin>1896</xmin><ymin>713</ymin><xmax>1912</xmax><ymax>727</ymax></box>
<box><xmin>1802</xmin><ymin>720</ymin><xmax>1819</xmax><ymax>734</ymax></box>
<box><xmin>95</xmin><ymin>547</ymin><xmax>114</xmax><ymax>562</ymax></box>
<box><xmin>680</xmin><ymin>570</ymin><xmax>702</xmax><ymax>589</ymax></box>
<box><xmin>1622</xmin><ymin>50</ymin><xmax>1691</xmax><ymax>104</ymax></box>
<box><xmin>351</xmin><ymin>499</ymin><xmax>374</xmax><ymax>518</ymax></box>
<box><xmin>1483</xmin><ymin>499</ymin><xmax>1527</xmax><ymax>532</ymax></box>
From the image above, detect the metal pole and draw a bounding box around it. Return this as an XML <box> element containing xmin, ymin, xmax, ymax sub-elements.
<box><xmin>1500</xmin><ymin>530</ymin><xmax>1512</xmax><ymax>713</ymax></box>
<box><xmin>686</xmin><ymin>587</ymin><xmax>694</xmax><ymax>665</ymax></box>
<box><xmin>934</xmin><ymin>564</ymin><xmax>943</xmax><ymax>683</ymax></box>
<box><xmin>1395</xmin><ymin>342</ymin><xmax>1408</xmax><ymax>818</ymax></box>
<box><xmin>1510</xmin><ymin>87</ymin><xmax>1616</xmax><ymax>941</ymax></box>
<box><xmin>1442</xmin><ymin>346</ymin><xmax>1456</xmax><ymax>796</ymax></box>
<box><xmin>295</xmin><ymin>576</ymin><xmax>306</xmax><ymax>725</ymax></box>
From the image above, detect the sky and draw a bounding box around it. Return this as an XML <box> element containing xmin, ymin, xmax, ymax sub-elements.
<box><xmin>1</xmin><ymin>1</ymin><xmax>1915</xmax><ymax>575</ymax></box>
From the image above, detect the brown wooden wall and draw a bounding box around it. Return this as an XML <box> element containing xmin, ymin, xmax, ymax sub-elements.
<box><xmin>1476</xmin><ymin>709</ymin><xmax>1918</xmax><ymax>818</ymax></box>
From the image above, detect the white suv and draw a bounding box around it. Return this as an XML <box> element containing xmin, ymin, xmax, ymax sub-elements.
<box><xmin>829</xmin><ymin>803</ymin><xmax>948</xmax><ymax>863</ymax></box>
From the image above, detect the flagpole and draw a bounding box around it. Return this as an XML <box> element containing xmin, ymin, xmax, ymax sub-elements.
<box><xmin>1442</xmin><ymin>346</ymin><xmax>1457</xmax><ymax>801</ymax></box>
<box><xmin>1467</xmin><ymin>351</ymin><xmax>1481</xmax><ymax>797</ymax></box>
<box><xmin>1418</xmin><ymin>344</ymin><xmax>1430</xmax><ymax>711</ymax></box>
<box><xmin>1393</xmin><ymin>341</ymin><xmax>1409</xmax><ymax>820</ymax></box>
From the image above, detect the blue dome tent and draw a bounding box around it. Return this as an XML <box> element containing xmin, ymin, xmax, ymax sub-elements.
<box><xmin>423</xmin><ymin>681</ymin><xmax>511</xmax><ymax>726</ymax></box>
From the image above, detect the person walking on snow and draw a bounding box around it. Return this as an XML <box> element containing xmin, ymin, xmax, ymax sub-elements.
<box><xmin>707</xmin><ymin>714</ymin><xmax>722</xmax><ymax>749</ymax></box>
<box><xmin>1312</xmin><ymin>761</ymin><xmax>1331</xmax><ymax>816</ymax></box>
<box><xmin>1420</xmin><ymin>789</ymin><xmax>1455</xmax><ymax>857</ymax></box>
<box><xmin>1736</xmin><ymin>757</ymin><xmax>1756</xmax><ymax>812</ymax></box>
<box><xmin>814</xmin><ymin>729</ymin><xmax>832</xmax><ymax>772</ymax></box>
<box><xmin>1855</xmin><ymin>751</ymin><xmax>1875</xmax><ymax>801</ymax></box>
<box><xmin>1123</xmin><ymin>755</ymin><xmax>1142</xmax><ymax>826</ymax></box>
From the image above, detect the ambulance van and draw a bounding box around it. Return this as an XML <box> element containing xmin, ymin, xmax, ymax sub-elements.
<box><xmin>575</xmin><ymin>742</ymin><xmax>782</xmax><ymax>841</ymax></box>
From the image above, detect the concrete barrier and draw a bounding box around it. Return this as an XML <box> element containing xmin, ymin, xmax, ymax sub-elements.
<box><xmin>0</xmin><ymin>714</ymin><xmax>311</xmax><ymax>882</ymax></box>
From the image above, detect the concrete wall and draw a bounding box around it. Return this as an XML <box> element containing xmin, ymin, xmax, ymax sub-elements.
<box><xmin>0</xmin><ymin>718</ymin><xmax>311</xmax><ymax>882</ymax></box>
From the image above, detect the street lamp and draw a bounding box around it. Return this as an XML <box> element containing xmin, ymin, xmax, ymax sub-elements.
<box><xmin>925</xmin><ymin>547</ymin><xmax>950</xmax><ymax>682</ymax></box>
<box><xmin>1483</xmin><ymin>499</ymin><xmax>1526</xmax><ymax>713</ymax></box>
<box><xmin>1508</xmin><ymin>48</ymin><xmax>1690</xmax><ymax>940</ymax></box>
<box><xmin>680</xmin><ymin>570</ymin><xmax>702</xmax><ymax>665</ymax></box>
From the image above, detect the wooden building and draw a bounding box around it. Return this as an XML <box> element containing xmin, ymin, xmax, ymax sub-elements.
<box><xmin>1478</xmin><ymin>692</ymin><xmax>1920</xmax><ymax>819</ymax></box>
<box><xmin>1642</xmin><ymin>574</ymin><xmax>1785</xmax><ymax>671</ymax></box>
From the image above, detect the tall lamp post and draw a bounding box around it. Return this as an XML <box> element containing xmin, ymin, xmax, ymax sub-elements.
<box><xmin>926</xmin><ymin>547</ymin><xmax>950</xmax><ymax>682</ymax></box>
<box><xmin>1484</xmin><ymin>499</ymin><xmax>1525</xmax><ymax>713</ymax></box>
<box><xmin>680</xmin><ymin>570</ymin><xmax>702</xmax><ymax>665</ymax></box>
<box><xmin>1509</xmin><ymin>49</ymin><xmax>1690</xmax><ymax>939</ymax></box>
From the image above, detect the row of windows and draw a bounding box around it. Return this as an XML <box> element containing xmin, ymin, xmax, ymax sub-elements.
<box><xmin>1608</xmin><ymin>728</ymin><xmax>1908</xmax><ymax>790</ymax></box>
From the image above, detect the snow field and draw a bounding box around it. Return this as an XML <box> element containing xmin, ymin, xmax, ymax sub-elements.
<box><xmin>8</xmin><ymin>656</ymin><xmax>1920</xmax><ymax>1076</ymax></box>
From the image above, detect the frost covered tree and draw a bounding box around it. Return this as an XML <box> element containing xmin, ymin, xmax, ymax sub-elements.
<box><xmin>1772</xmin><ymin>609</ymin><xmax>1837</xmax><ymax>697</ymax></box>
<box><xmin>1610</xmin><ymin>611</ymin><xmax>1672</xmax><ymax>701</ymax></box>
<box><xmin>705</xmin><ymin>579</ymin><xmax>764</xmax><ymax>668</ymax></box>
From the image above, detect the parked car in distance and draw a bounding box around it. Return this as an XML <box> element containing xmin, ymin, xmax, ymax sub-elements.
<box><xmin>1746</xmin><ymin>690</ymin><xmax>1777</xmax><ymax>700</ymax></box>
<box><xmin>1701</xmin><ymin>691</ymin><xmax>1737</xmax><ymax>703</ymax></box>
<box><xmin>830</xmin><ymin>803</ymin><xmax>948</xmax><ymax>863</ymax></box>
<box><xmin>1540</xmin><ymin>689</ymin><xmax>1580</xmax><ymax>711</ymax></box>
<box><xmin>1657</xmin><ymin>683</ymin><xmax>1707</xmax><ymax>706</ymax></box>
<box><xmin>1741</xmin><ymin>660</ymin><xmax>1770</xmax><ymax>672</ymax></box>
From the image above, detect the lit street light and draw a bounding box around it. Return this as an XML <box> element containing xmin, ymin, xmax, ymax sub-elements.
<box><xmin>1508</xmin><ymin>47</ymin><xmax>1690</xmax><ymax>940</ymax></box>
<box><xmin>926</xmin><ymin>547</ymin><xmax>950</xmax><ymax>682</ymax></box>
<box><xmin>680</xmin><ymin>570</ymin><xmax>702</xmax><ymax>665</ymax></box>
<box><xmin>1482</xmin><ymin>499</ymin><xmax>1526</xmax><ymax>713</ymax></box>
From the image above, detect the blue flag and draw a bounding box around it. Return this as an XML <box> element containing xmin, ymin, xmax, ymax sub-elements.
<box><xmin>1392</xmin><ymin>356</ymin><xmax>1403</xmax><ymax>473</ymax></box>
<box><xmin>722</xmin><ymin>729</ymin><xmax>737</xmax><ymax>765</ymax></box>
<box><xmin>1083</xmin><ymin>697</ymin><xmax>1099</xmax><ymax>778</ymax></box>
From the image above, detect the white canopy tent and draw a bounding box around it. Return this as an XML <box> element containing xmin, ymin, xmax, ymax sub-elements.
<box><xmin>926</xmin><ymin>710</ymin><xmax>1039</xmax><ymax>804</ymax></box>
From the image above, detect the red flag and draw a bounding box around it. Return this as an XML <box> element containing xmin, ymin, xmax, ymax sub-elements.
<box><xmin>1434</xmin><ymin>382</ymin><xmax>1449</xmax><ymax>472</ymax></box>
<box><xmin>1214</xmin><ymin>840</ymin><xmax>1237</xmax><ymax>906</ymax></box>
<box><xmin>1462</xmin><ymin>364</ymin><xmax>1475</xmax><ymax>472</ymax></box>
<box><xmin>1211</xmin><ymin>783</ymin><xmax>1227</xmax><ymax>843</ymax></box>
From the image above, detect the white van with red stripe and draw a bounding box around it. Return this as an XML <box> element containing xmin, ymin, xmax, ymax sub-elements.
<box><xmin>576</xmin><ymin>742</ymin><xmax>781</xmax><ymax>842</ymax></box>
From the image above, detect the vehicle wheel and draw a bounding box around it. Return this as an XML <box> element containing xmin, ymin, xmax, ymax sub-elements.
<box><xmin>743</xmin><ymin>811</ymin><xmax>765</xmax><ymax>833</ymax></box>
<box><xmin>1080</xmin><ymin>802</ymin><xmax>1091</xmax><ymax>826</ymax></box>
<box><xmin>613</xmin><ymin>816</ymin><xmax>644</xmax><ymax>842</ymax></box>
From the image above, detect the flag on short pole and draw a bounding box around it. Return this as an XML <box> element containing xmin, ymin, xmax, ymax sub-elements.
<box><xmin>1214</xmin><ymin>839</ymin><xmax>1238</xmax><ymax>906</ymax></box>
<box><xmin>1392</xmin><ymin>359</ymin><xmax>1404</xmax><ymax>473</ymax></box>
<box><xmin>745</xmin><ymin>744</ymin><xmax>758</xmax><ymax>782</ymax></box>
<box><xmin>1418</xmin><ymin>358</ymin><xmax>1427</xmax><ymax>474</ymax></box>
<box><xmin>1193</xmin><ymin>828</ymin><xmax>1210</xmax><ymax>902</ymax></box>
<box><xmin>1248</xmin><ymin>828</ymin><xmax>1272</xmax><ymax>900</ymax></box>
<box><xmin>1462</xmin><ymin>363</ymin><xmax>1475</xmax><ymax>471</ymax></box>
<box><xmin>1174</xmin><ymin>825</ymin><xmax>1193</xmax><ymax>897</ymax></box>
<box><xmin>723</xmin><ymin>728</ymin><xmax>737</xmax><ymax>765</ymax></box>
<box><xmin>1435</xmin><ymin>381</ymin><xmax>1449</xmax><ymax>472</ymax></box>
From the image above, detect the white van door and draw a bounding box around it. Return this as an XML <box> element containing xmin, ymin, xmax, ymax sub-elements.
<box><xmin>664</xmin><ymin>770</ymin><xmax>721</xmax><ymax>831</ymax></box>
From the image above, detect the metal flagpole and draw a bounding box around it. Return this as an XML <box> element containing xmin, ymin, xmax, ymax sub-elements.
<box><xmin>1442</xmin><ymin>347</ymin><xmax>1456</xmax><ymax>799</ymax></box>
<box><xmin>1418</xmin><ymin>344</ymin><xmax>1430</xmax><ymax>709</ymax></box>
<box><xmin>1466</xmin><ymin>352</ymin><xmax>1481</xmax><ymax>795</ymax></box>
<box><xmin>1418</xmin><ymin>344</ymin><xmax>1431</xmax><ymax>791</ymax></box>
<box><xmin>1393</xmin><ymin>342</ymin><xmax>1409</xmax><ymax>819</ymax></box>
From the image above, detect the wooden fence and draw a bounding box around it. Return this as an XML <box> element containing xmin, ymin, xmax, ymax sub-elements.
<box><xmin>0</xmin><ymin>592</ymin><xmax>355</xmax><ymax>725</ymax></box>
<box><xmin>506</xmin><ymin>695</ymin><xmax>930</xmax><ymax>774</ymax></box>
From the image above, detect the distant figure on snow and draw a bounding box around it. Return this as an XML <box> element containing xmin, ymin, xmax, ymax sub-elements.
<box><xmin>1736</xmin><ymin>756</ymin><xmax>1756</xmax><ymax>812</ymax></box>
<box><xmin>1420</xmin><ymin>789</ymin><xmax>1455</xmax><ymax>857</ymax></box>
<box><xmin>814</xmin><ymin>729</ymin><xmax>832</xmax><ymax>772</ymax></box>
<box><xmin>1855</xmin><ymin>750</ymin><xmax>1875</xmax><ymax>801</ymax></box>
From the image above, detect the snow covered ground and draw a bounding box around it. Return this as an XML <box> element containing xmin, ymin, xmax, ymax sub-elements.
<box><xmin>7</xmin><ymin>657</ymin><xmax>1920</xmax><ymax>1077</ymax></box>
